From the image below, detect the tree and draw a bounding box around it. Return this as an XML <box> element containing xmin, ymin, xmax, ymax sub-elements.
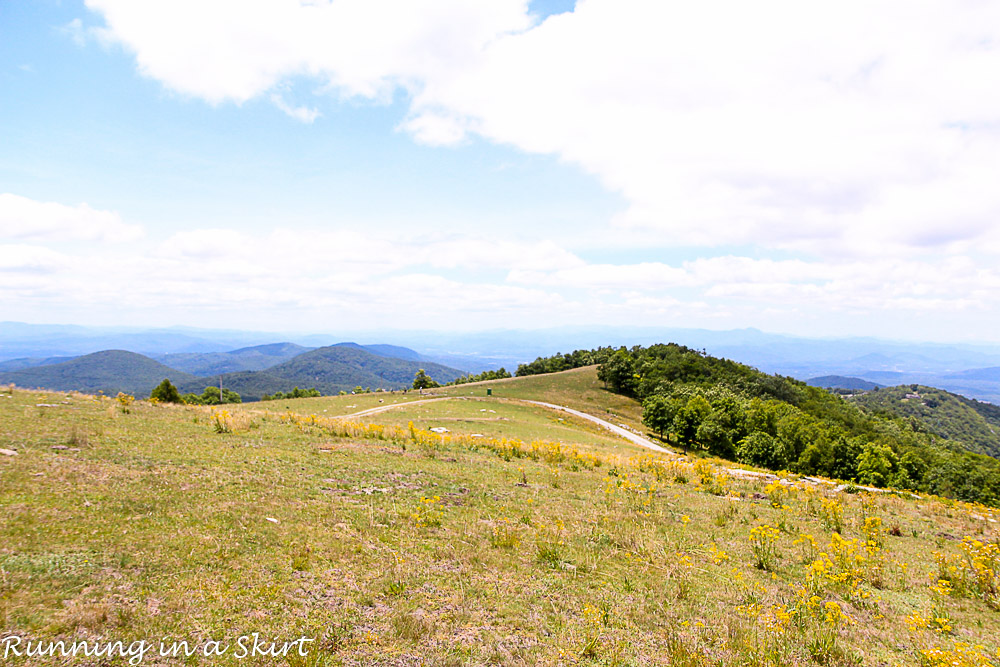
<box><xmin>199</xmin><ymin>386</ymin><xmax>242</xmax><ymax>405</ymax></box>
<box><xmin>696</xmin><ymin>392</ymin><xmax>746</xmax><ymax>458</ymax></box>
<box><xmin>413</xmin><ymin>369</ymin><xmax>439</xmax><ymax>390</ymax></box>
<box><xmin>150</xmin><ymin>378</ymin><xmax>182</xmax><ymax>403</ymax></box>
<box><xmin>642</xmin><ymin>394</ymin><xmax>675</xmax><ymax>439</ymax></box>
<box><xmin>673</xmin><ymin>395</ymin><xmax>711</xmax><ymax>448</ymax></box>
<box><xmin>597</xmin><ymin>349</ymin><xmax>636</xmax><ymax>395</ymax></box>
<box><xmin>737</xmin><ymin>432</ymin><xmax>780</xmax><ymax>469</ymax></box>
<box><xmin>856</xmin><ymin>441</ymin><xmax>898</xmax><ymax>487</ymax></box>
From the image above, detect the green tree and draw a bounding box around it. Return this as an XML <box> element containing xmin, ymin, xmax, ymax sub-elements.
<box><xmin>181</xmin><ymin>392</ymin><xmax>203</xmax><ymax>405</ymax></box>
<box><xmin>413</xmin><ymin>369</ymin><xmax>439</xmax><ymax>390</ymax></box>
<box><xmin>641</xmin><ymin>394</ymin><xmax>675</xmax><ymax>439</ymax></box>
<box><xmin>796</xmin><ymin>438</ymin><xmax>835</xmax><ymax>476</ymax></box>
<box><xmin>737</xmin><ymin>432</ymin><xmax>780</xmax><ymax>469</ymax></box>
<box><xmin>673</xmin><ymin>395</ymin><xmax>712</xmax><ymax>448</ymax></box>
<box><xmin>150</xmin><ymin>378</ymin><xmax>182</xmax><ymax>403</ymax></box>
<box><xmin>597</xmin><ymin>349</ymin><xmax>636</xmax><ymax>395</ymax></box>
<box><xmin>856</xmin><ymin>441</ymin><xmax>898</xmax><ymax>487</ymax></box>
<box><xmin>696</xmin><ymin>392</ymin><xmax>746</xmax><ymax>458</ymax></box>
<box><xmin>200</xmin><ymin>386</ymin><xmax>242</xmax><ymax>405</ymax></box>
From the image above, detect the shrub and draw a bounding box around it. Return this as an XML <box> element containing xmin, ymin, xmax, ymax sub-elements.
<box><xmin>150</xmin><ymin>378</ymin><xmax>182</xmax><ymax>404</ymax></box>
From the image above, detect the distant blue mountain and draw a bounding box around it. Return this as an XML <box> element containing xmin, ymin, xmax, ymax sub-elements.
<box><xmin>156</xmin><ymin>343</ymin><xmax>312</xmax><ymax>375</ymax></box>
<box><xmin>806</xmin><ymin>375</ymin><xmax>883</xmax><ymax>391</ymax></box>
<box><xmin>5</xmin><ymin>321</ymin><xmax>1000</xmax><ymax>402</ymax></box>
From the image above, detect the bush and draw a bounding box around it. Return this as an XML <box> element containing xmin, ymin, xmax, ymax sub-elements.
<box><xmin>150</xmin><ymin>378</ymin><xmax>182</xmax><ymax>403</ymax></box>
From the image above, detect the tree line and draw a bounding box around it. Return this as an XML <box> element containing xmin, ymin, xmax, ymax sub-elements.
<box><xmin>447</xmin><ymin>368</ymin><xmax>512</xmax><ymax>385</ymax></box>
<box><xmin>515</xmin><ymin>348</ymin><xmax>615</xmax><ymax>376</ymax></box>
<box><xmin>537</xmin><ymin>344</ymin><xmax>1000</xmax><ymax>505</ymax></box>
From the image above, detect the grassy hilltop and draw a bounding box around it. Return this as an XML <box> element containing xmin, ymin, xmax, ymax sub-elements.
<box><xmin>1</xmin><ymin>370</ymin><xmax>1000</xmax><ymax>666</ymax></box>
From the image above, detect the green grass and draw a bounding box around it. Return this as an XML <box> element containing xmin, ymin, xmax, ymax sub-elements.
<box><xmin>439</xmin><ymin>366</ymin><xmax>646</xmax><ymax>431</ymax></box>
<box><xmin>341</xmin><ymin>397</ymin><xmax>644</xmax><ymax>454</ymax></box>
<box><xmin>1</xmin><ymin>383</ymin><xmax>1000</xmax><ymax>665</ymax></box>
<box><xmin>267</xmin><ymin>366</ymin><xmax>646</xmax><ymax>434</ymax></box>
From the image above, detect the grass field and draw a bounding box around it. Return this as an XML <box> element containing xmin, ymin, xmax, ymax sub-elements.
<box><xmin>266</xmin><ymin>366</ymin><xmax>646</xmax><ymax>435</ymax></box>
<box><xmin>2</xmin><ymin>377</ymin><xmax>1000</xmax><ymax>666</ymax></box>
<box><xmin>335</xmin><ymin>397</ymin><xmax>642</xmax><ymax>453</ymax></box>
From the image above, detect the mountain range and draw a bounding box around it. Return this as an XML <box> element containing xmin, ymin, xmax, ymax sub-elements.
<box><xmin>7</xmin><ymin>322</ymin><xmax>1000</xmax><ymax>402</ymax></box>
<box><xmin>0</xmin><ymin>343</ymin><xmax>464</xmax><ymax>400</ymax></box>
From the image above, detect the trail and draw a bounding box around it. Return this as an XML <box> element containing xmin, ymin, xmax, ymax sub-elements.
<box><xmin>338</xmin><ymin>395</ymin><xmax>670</xmax><ymax>453</ymax></box>
<box><xmin>334</xmin><ymin>397</ymin><xmax>902</xmax><ymax>493</ymax></box>
<box><xmin>519</xmin><ymin>400</ymin><xmax>669</xmax><ymax>453</ymax></box>
<box><xmin>342</xmin><ymin>397</ymin><xmax>455</xmax><ymax>419</ymax></box>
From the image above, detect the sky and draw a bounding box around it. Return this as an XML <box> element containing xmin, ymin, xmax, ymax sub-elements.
<box><xmin>2</xmin><ymin>0</ymin><xmax>1000</xmax><ymax>342</ymax></box>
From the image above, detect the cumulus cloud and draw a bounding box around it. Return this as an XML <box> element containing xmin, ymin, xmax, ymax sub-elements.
<box><xmin>414</xmin><ymin>0</ymin><xmax>1000</xmax><ymax>256</ymax></box>
<box><xmin>84</xmin><ymin>0</ymin><xmax>1000</xmax><ymax>258</ymax></box>
<box><xmin>270</xmin><ymin>94</ymin><xmax>321</xmax><ymax>123</ymax></box>
<box><xmin>85</xmin><ymin>0</ymin><xmax>533</xmax><ymax>104</ymax></box>
<box><xmin>5</xmin><ymin>216</ymin><xmax>997</xmax><ymax>334</ymax></box>
<box><xmin>508</xmin><ymin>262</ymin><xmax>693</xmax><ymax>290</ymax></box>
<box><xmin>0</xmin><ymin>193</ymin><xmax>142</xmax><ymax>243</ymax></box>
<box><xmin>0</xmin><ymin>244</ymin><xmax>68</xmax><ymax>273</ymax></box>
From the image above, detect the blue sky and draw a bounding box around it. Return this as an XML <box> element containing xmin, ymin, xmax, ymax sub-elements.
<box><xmin>3</xmin><ymin>1</ymin><xmax>1000</xmax><ymax>341</ymax></box>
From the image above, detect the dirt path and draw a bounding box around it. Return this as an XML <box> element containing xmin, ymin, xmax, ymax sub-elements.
<box><xmin>343</xmin><ymin>397</ymin><xmax>456</xmax><ymax>419</ymax></box>
<box><xmin>334</xmin><ymin>397</ymin><xmax>899</xmax><ymax>493</ymax></box>
<box><xmin>339</xmin><ymin>395</ymin><xmax>670</xmax><ymax>453</ymax></box>
<box><xmin>519</xmin><ymin>400</ymin><xmax>670</xmax><ymax>453</ymax></box>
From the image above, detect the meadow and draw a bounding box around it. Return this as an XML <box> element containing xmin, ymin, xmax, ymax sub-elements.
<box><xmin>1</xmin><ymin>374</ymin><xmax>999</xmax><ymax>665</ymax></box>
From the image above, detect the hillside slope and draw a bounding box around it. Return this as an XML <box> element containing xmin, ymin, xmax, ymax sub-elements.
<box><xmin>263</xmin><ymin>345</ymin><xmax>463</xmax><ymax>393</ymax></box>
<box><xmin>3</xmin><ymin>386</ymin><xmax>1000</xmax><ymax>664</ymax></box>
<box><xmin>156</xmin><ymin>342</ymin><xmax>312</xmax><ymax>375</ymax></box>
<box><xmin>853</xmin><ymin>384</ymin><xmax>1000</xmax><ymax>458</ymax></box>
<box><xmin>0</xmin><ymin>344</ymin><xmax>464</xmax><ymax>402</ymax></box>
<box><xmin>515</xmin><ymin>344</ymin><xmax>1000</xmax><ymax>505</ymax></box>
<box><xmin>174</xmin><ymin>346</ymin><xmax>467</xmax><ymax>401</ymax></box>
<box><xmin>806</xmin><ymin>375</ymin><xmax>882</xmax><ymax>391</ymax></box>
<box><xmin>0</xmin><ymin>350</ymin><xmax>195</xmax><ymax>397</ymax></box>
<box><xmin>0</xmin><ymin>355</ymin><xmax>78</xmax><ymax>372</ymax></box>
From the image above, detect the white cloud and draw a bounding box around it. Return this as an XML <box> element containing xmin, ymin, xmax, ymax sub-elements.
<box><xmin>0</xmin><ymin>244</ymin><xmax>68</xmax><ymax>273</ymax></box>
<box><xmin>508</xmin><ymin>262</ymin><xmax>692</xmax><ymax>290</ymax></box>
<box><xmin>6</xmin><ymin>214</ymin><xmax>998</xmax><ymax>335</ymax></box>
<box><xmin>85</xmin><ymin>0</ymin><xmax>533</xmax><ymax>104</ymax></box>
<box><xmin>156</xmin><ymin>228</ymin><xmax>586</xmax><ymax>279</ymax></box>
<box><xmin>270</xmin><ymin>94</ymin><xmax>320</xmax><ymax>123</ymax></box>
<box><xmin>0</xmin><ymin>193</ymin><xmax>142</xmax><ymax>243</ymax></box>
<box><xmin>413</xmin><ymin>0</ymin><xmax>1000</xmax><ymax>256</ymax></box>
<box><xmin>84</xmin><ymin>0</ymin><xmax>1000</xmax><ymax>258</ymax></box>
<box><xmin>59</xmin><ymin>18</ymin><xmax>88</xmax><ymax>46</ymax></box>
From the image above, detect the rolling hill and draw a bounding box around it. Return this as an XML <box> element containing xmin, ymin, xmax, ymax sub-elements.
<box><xmin>0</xmin><ymin>343</ymin><xmax>465</xmax><ymax>401</ymax></box>
<box><xmin>216</xmin><ymin>345</ymin><xmax>462</xmax><ymax>399</ymax></box>
<box><xmin>852</xmin><ymin>384</ymin><xmax>1000</xmax><ymax>459</ymax></box>
<box><xmin>0</xmin><ymin>350</ymin><xmax>197</xmax><ymax>397</ymax></box>
<box><xmin>0</xmin><ymin>355</ymin><xmax>79</xmax><ymax>372</ymax></box>
<box><xmin>156</xmin><ymin>342</ymin><xmax>312</xmax><ymax>375</ymax></box>
<box><xmin>7</xmin><ymin>376</ymin><xmax>1000</xmax><ymax>663</ymax></box>
<box><xmin>806</xmin><ymin>375</ymin><xmax>883</xmax><ymax>391</ymax></box>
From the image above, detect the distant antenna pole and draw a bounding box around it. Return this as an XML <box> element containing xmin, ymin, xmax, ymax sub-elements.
<box><xmin>219</xmin><ymin>376</ymin><xmax>223</xmax><ymax>404</ymax></box>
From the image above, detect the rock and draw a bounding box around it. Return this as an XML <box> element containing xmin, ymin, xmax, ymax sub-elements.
<box><xmin>266</xmin><ymin>517</ymin><xmax>279</xmax><ymax>524</ymax></box>
<box><xmin>0</xmin><ymin>448</ymin><xmax>17</xmax><ymax>456</ymax></box>
<box><xmin>51</xmin><ymin>445</ymin><xmax>69</xmax><ymax>450</ymax></box>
